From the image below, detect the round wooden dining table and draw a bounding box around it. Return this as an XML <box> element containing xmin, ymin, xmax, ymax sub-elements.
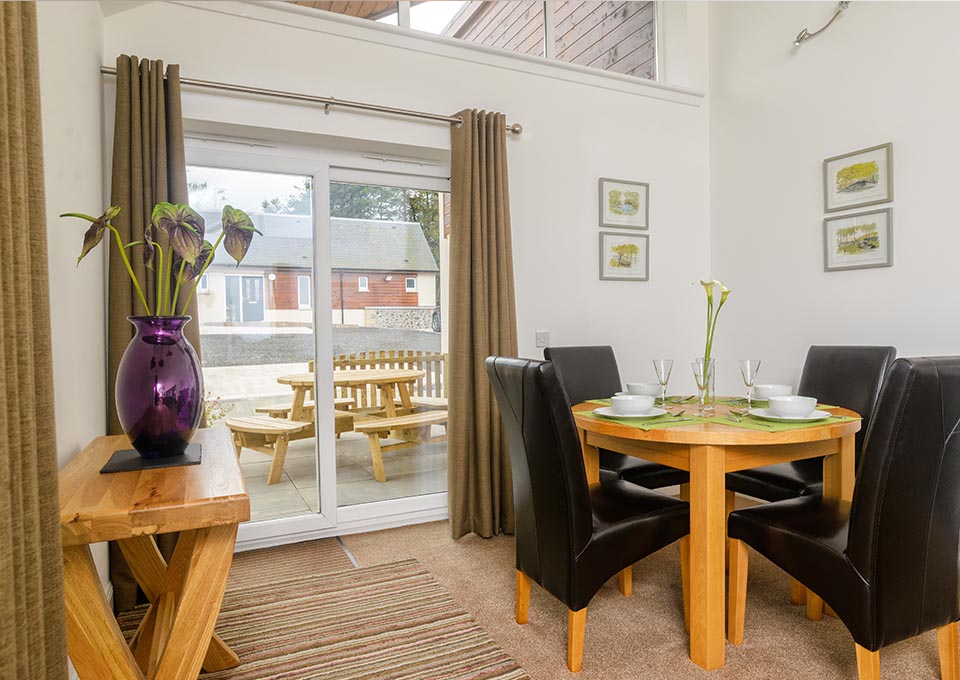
<box><xmin>572</xmin><ymin>400</ymin><xmax>861</xmax><ymax>671</ymax></box>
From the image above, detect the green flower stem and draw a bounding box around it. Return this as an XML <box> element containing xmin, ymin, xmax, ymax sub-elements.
<box><xmin>164</xmin><ymin>246</ymin><xmax>174</xmax><ymax>315</ymax></box>
<box><xmin>155</xmin><ymin>245</ymin><xmax>164</xmax><ymax>316</ymax></box>
<box><xmin>107</xmin><ymin>225</ymin><xmax>151</xmax><ymax>315</ymax></box>
<box><xmin>171</xmin><ymin>259</ymin><xmax>187</xmax><ymax>312</ymax></box>
<box><xmin>179</xmin><ymin>231</ymin><xmax>225</xmax><ymax>315</ymax></box>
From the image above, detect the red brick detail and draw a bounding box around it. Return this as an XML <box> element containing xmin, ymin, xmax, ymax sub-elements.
<box><xmin>331</xmin><ymin>271</ymin><xmax>420</xmax><ymax>310</ymax></box>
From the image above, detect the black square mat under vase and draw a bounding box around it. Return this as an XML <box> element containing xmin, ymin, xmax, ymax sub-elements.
<box><xmin>99</xmin><ymin>443</ymin><xmax>202</xmax><ymax>474</ymax></box>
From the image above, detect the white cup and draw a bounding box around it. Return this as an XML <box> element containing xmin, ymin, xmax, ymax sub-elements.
<box><xmin>625</xmin><ymin>382</ymin><xmax>661</xmax><ymax>397</ymax></box>
<box><xmin>611</xmin><ymin>395</ymin><xmax>654</xmax><ymax>415</ymax></box>
<box><xmin>768</xmin><ymin>395</ymin><xmax>817</xmax><ymax>418</ymax></box>
<box><xmin>753</xmin><ymin>384</ymin><xmax>793</xmax><ymax>400</ymax></box>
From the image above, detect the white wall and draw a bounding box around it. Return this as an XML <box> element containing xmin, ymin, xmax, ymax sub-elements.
<box><xmin>36</xmin><ymin>0</ymin><xmax>109</xmax><ymax>615</ymax></box>
<box><xmin>101</xmin><ymin>0</ymin><xmax>712</xmax><ymax>389</ymax></box>
<box><xmin>709</xmin><ymin>1</ymin><xmax>960</xmax><ymax>394</ymax></box>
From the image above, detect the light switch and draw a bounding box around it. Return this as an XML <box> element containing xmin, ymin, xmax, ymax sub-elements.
<box><xmin>535</xmin><ymin>330</ymin><xmax>550</xmax><ymax>348</ymax></box>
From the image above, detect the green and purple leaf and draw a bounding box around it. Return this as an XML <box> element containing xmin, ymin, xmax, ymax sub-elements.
<box><xmin>152</xmin><ymin>202</ymin><xmax>205</xmax><ymax>264</ymax></box>
<box><xmin>221</xmin><ymin>205</ymin><xmax>261</xmax><ymax>265</ymax></box>
<box><xmin>176</xmin><ymin>241</ymin><xmax>213</xmax><ymax>282</ymax></box>
<box><xmin>61</xmin><ymin>205</ymin><xmax>122</xmax><ymax>265</ymax></box>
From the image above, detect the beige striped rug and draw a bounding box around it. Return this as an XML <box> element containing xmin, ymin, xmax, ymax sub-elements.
<box><xmin>119</xmin><ymin>559</ymin><xmax>529</xmax><ymax>680</ymax></box>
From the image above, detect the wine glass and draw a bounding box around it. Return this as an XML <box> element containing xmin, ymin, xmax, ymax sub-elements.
<box><xmin>652</xmin><ymin>359</ymin><xmax>673</xmax><ymax>405</ymax></box>
<box><xmin>691</xmin><ymin>359</ymin><xmax>715</xmax><ymax>417</ymax></box>
<box><xmin>739</xmin><ymin>359</ymin><xmax>762</xmax><ymax>409</ymax></box>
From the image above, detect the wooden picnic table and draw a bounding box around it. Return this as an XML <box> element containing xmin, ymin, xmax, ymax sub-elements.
<box><xmin>277</xmin><ymin>368</ymin><xmax>425</xmax><ymax>422</ymax></box>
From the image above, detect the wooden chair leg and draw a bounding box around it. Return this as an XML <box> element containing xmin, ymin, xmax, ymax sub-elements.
<box><xmin>680</xmin><ymin>535</ymin><xmax>690</xmax><ymax>634</ymax></box>
<box><xmin>567</xmin><ymin>608</ymin><xmax>587</xmax><ymax>673</ymax></box>
<box><xmin>678</xmin><ymin>483</ymin><xmax>691</xmax><ymax>633</ymax></box>
<box><xmin>515</xmin><ymin>570</ymin><xmax>531</xmax><ymax>625</ymax></box>
<box><xmin>790</xmin><ymin>578</ymin><xmax>807</xmax><ymax>605</ymax></box>
<box><xmin>725</xmin><ymin>490</ymin><xmax>736</xmax><ymax>516</ymax></box>
<box><xmin>267</xmin><ymin>434</ymin><xmax>289</xmax><ymax>485</ymax></box>
<box><xmin>938</xmin><ymin>622</ymin><xmax>959</xmax><ymax>680</ymax></box>
<box><xmin>806</xmin><ymin>590</ymin><xmax>824</xmax><ymax>621</ymax></box>
<box><xmin>618</xmin><ymin>566</ymin><xmax>632</xmax><ymax>597</ymax></box>
<box><xmin>368</xmin><ymin>434</ymin><xmax>387</xmax><ymax>482</ymax></box>
<box><xmin>855</xmin><ymin>644</ymin><xmax>880</xmax><ymax>680</ymax></box>
<box><xmin>727</xmin><ymin>538</ymin><xmax>748</xmax><ymax>645</ymax></box>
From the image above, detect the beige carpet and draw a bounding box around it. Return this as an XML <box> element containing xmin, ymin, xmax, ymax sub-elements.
<box><xmin>228</xmin><ymin>537</ymin><xmax>355</xmax><ymax>589</ymax></box>
<box><xmin>342</xmin><ymin>521</ymin><xmax>945</xmax><ymax>679</ymax></box>
<box><xmin>119</xmin><ymin>557</ymin><xmax>529</xmax><ymax>680</ymax></box>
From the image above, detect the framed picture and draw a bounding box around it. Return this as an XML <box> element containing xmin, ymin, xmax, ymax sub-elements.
<box><xmin>599</xmin><ymin>177</ymin><xmax>649</xmax><ymax>229</ymax></box>
<box><xmin>599</xmin><ymin>232</ymin><xmax>649</xmax><ymax>281</ymax></box>
<box><xmin>823</xmin><ymin>208</ymin><xmax>893</xmax><ymax>272</ymax></box>
<box><xmin>823</xmin><ymin>143</ymin><xmax>893</xmax><ymax>213</ymax></box>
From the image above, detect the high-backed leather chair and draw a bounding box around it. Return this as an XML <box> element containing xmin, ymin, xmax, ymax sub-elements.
<box><xmin>486</xmin><ymin>356</ymin><xmax>689</xmax><ymax>672</ymax></box>
<box><xmin>727</xmin><ymin>346</ymin><xmax>896</xmax><ymax>501</ymax></box>
<box><xmin>727</xmin><ymin>357</ymin><xmax>960</xmax><ymax>680</ymax></box>
<box><xmin>544</xmin><ymin>346</ymin><xmax>688</xmax><ymax>489</ymax></box>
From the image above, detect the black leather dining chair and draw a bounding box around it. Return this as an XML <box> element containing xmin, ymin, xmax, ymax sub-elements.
<box><xmin>726</xmin><ymin>345</ymin><xmax>896</xmax><ymax>502</ymax></box>
<box><xmin>544</xmin><ymin>346</ymin><xmax>689</xmax><ymax>489</ymax></box>
<box><xmin>727</xmin><ymin>357</ymin><xmax>960</xmax><ymax>680</ymax></box>
<box><xmin>486</xmin><ymin>356</ymin><xmax>690</xmax><ymax>672</ymax></box>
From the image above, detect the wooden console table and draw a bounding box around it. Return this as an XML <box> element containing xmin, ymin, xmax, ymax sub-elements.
<box><xmin>59</xmin><ymin>428</ymin><xmax>250</xmax><ymax>680</ymax></box>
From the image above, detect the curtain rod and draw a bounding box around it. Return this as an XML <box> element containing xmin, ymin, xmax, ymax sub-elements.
<box><xmin>99</xmin><ymin>66</ymin><xmax>523</xmax><ymax>135</ymax></box>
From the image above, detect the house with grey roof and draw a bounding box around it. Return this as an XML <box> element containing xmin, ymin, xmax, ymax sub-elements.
<box><xmin>195</xmin><ymin>211</ymin><xmax>439</xmax><ymax>328</ymax></box>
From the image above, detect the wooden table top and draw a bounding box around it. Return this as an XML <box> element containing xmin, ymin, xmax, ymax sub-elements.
<box><xmin>573</xmin><ymin>401</ymin><xmax>861</xmax><ymax>447</ymax></box>
<box><xmin>59</xmin><ymin>428</ymin><xmax>250</xmax><ymax>547</ymax></box>
<box><xmin>277</xmin><ymin>368</ymin><xmax>425</xmax><ymax>388</ymax></box>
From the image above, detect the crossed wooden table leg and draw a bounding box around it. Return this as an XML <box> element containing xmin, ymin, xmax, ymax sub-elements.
<box><xmin>62</xmin><ymin>524</ymin><xmax>239</xmax><ymax>680</ymax></box>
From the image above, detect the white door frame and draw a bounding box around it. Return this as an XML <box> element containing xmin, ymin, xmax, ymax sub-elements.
<box><xmin>185</xmin><ymin>132</ymin><xmax>451</xmax><ymax>551</ymax></box>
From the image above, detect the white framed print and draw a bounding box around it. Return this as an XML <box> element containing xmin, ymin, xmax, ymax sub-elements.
<box><xmin>823</xmin><ymin>208</ymin><xmax>893</xmax><ymax>272</ymax></box>
<box><xmin>599</xmin><ymin>177</ymin><xmax>649</xmax><ymax>229</ymax></box>
<box><xmin>823</xmin><ymin>143</ymin><xmax>893</xmax><ymax>213</ymax></box>
<box><xmin>599</xmin><ymin>232</ymin><xmax>649</xmax><ymax>281</ymax></box>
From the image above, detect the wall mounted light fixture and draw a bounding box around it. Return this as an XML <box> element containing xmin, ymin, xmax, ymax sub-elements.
<box><xmin>794</xmin><ymin>1</ymin><xmax>850</xmax><ymax>47</ymax></box>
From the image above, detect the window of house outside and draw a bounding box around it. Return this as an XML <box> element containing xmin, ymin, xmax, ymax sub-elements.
<box><xmin>198</xmin><ymin>274</ymin><xmax>209</xmax><ymax>292</ymax></box>
<box><xmin>298</xmin><ymin>274</ymin><xmax>311</xmax><ymax>309</ymax></box>
<box><xmin>358</xmin><ymin>276</ymin><xmax>369</xmax><ymax>292</ymax></box>
<box><xmin>292</xmin><ymin>1</ymin><xmax>656</xmax><ymax>81</ymax></box>
<box><xmin>405</xmin><ymin>276</ymin><xmax>417</xmax><ymax>292</ymax></box>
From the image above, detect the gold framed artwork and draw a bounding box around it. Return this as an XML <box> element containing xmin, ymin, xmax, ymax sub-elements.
<box><xmin>823</xmin><ymin>143</ymin><xmax>893</xmax><ymax>213</ymax></box>
<box><xmin>823</xmin><ymin>208</ymin><xmax>893</xmax><ymax>272</ymax></box>
<box><xmin>599</xmin><ymin>232</ymin><xmax>649</xmax><ymax>281</ymax></box>
<box><xmin>599</xmin><ymin>177</ymin><xmax>649</xmax><ymax>229</ymax></box>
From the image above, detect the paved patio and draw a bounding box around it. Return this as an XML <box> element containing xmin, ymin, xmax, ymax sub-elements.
<box><xmin>212</xmin><ymin>422</ymin><xmax>447</xmax><ymax>522</ymax></box>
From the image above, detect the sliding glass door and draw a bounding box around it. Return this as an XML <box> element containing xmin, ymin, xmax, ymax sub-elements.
<box><xmin>326</xmin><ymin>178</ymin><xmax>449</xmax><ymax>507</ymax></box>
<box><xmin>185</xmin><ymin>136</ymin><xmax>450</xmax><ymax>547</ymax></box>
<box><xmin>187</xmin><ymin>165</ymin><xmax>321</xmax><ymax>524</ymax></box>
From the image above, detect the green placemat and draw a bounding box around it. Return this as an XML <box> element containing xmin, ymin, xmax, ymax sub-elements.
<box><xmin>579</xmin><ymin>409</ymin><xmax>714</xmax><ymax>431</ymax></box>
<box><xmin>710</xmin><ymin>414</ymin><xmax>859</xmax><ymax>432</ymax></box>
<box><xmin>720</xmin><ymin>398</ymin><xmax>840</xmax><ymax>409</ymax></box>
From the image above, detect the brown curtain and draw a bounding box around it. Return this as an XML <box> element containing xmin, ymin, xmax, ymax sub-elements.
<box><xmin>0</xmin><ymin>3</ymin><xmax>69</xmax><ymax>677</ymax></box>
<box><xmin>448</xmin><ymin>109</ymin><xmax>518</xmax><ymax>539</ymax></box>
<box><xmin>107</xmin><ymin>54</ymin><xmax>200</xmax><ymax>612</ymax></box>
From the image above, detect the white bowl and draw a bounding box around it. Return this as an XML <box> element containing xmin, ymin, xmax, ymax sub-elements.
<box><xmin>768</xmin><ymin>395</ymin><xmax>817</xmax><ymax>418</ymax></box>
<box><xmin>611</xmin><ymin>395</ymin><xmax>655</xmax><ymax>415</ymax></box>
<box><xmin>753</xmin><ymin>384</ymin><xmax>793</xmax><ymax>399</ymax></box>
<box><xmin>625</xmin><ymin>382</ymin><xmax>661</xmax><ymax>397</ymax></box>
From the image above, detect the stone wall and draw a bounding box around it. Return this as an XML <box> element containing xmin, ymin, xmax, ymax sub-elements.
<box><xmin>364</xmin><ymin>306</ymin><xmax>435</xmax><ymax>330</ymax></box>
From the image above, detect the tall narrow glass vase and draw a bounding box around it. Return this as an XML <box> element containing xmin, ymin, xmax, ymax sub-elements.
<box><xmin>695</xmin><ymin>357</ymin><xmax>717</xmax><ymax>413</ymax></box>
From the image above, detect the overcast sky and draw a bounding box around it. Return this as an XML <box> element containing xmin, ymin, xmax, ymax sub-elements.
<box><xmin>187</xmin><ymin>165</ymin><xmax>310</xmax><ymax>215</ymax></box>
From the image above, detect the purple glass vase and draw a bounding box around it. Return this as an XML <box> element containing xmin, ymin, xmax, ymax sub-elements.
<box><xmin>116</xmin><ymin>316</ymin><xmax>203</xmax><ymax>458</ymax></box>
